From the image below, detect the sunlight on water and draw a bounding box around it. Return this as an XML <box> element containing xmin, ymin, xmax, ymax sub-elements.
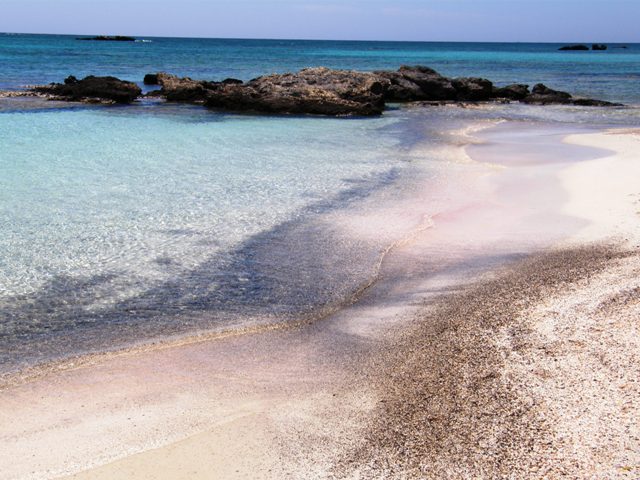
<box><xmin>0</xmin><ymin>105</ymin><xmax>402</xmax><ymax>300</ymax></box>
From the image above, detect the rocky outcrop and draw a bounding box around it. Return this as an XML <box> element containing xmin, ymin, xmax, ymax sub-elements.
<box><xmin>376</xmin><ymin>66</ymin><xmax>457</xmax><ymax>101</ymax></box>
<box><xmin>452</xmin><ymin>77</ymin><xmax>494</xmax><ymax>100</ymax></box>
<box><xmin>206</xmin><ymin>68</ymin><xmax>387</xmax><ymax>116</ymax></box>
<box><xmin>148</xmin><ymin>68</ymin><xmax>387</xmax><ymax>116</ymax></box>
<box><xmin>523</xmin><ymin>83</ymin><xmax>573</xmax><ymax>104</ymax></box>
<box><xmin>522</xmin><ymin>83</ymin><xmax>622</xmax><ymax>106</ymax></box>
<box><xmin>559</xmin><ymin>44</ymin><xmax>589</xmax><ymax>51</ymax></box>
<box><xmin>147</xmin><ymin>68</ymin><xmax>623</xmax><ymax>112</ymax></box>
<box><xmin>592</xmin><ymin>44</ymin><xmax>607</xmax><ymax>50</ymax></box>
<box><xmin>151</xmin><ymin>73</ymin><xmax>215</xmax><ymax>103</ymax></box>
<box><xmin>492</xmin><ymin>84</ymin><xmax>530</xmax><ymax>100</ymax></box>
<box><xmin>31</xmin><ymin>75</ymin><xmax>141</xmax><ymax>104</ymax></box>
<box><xmin>22</xmin><ymin>66</ymin><xmax>622</xmax><ymax>113</ymax></box>
<box><xmin>143</xmin><ymin>73</ymin><xmax>159</xmax><ymax>85</ymax></box>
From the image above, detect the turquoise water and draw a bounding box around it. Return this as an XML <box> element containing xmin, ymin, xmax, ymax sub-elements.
<box><xmin>1</xmin><ymin>34</ymin><xmax>639</xmax><ymax>103</ymax></box>
<box><xmin>1</xmin><ymin>34</ymin><xmax>639</xmax><ymax>373</ymax></box>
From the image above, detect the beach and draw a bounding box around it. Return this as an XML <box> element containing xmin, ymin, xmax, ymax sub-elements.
<box><xmin>1</xmin><ymin>123</ymin><xmax>638</xmax><ymax>479</ymax></box>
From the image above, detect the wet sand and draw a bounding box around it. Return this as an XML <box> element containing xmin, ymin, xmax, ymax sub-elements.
<box><xmin>1</xmin><ymin>125</ymin><xmax>639</xmax><ymax>479</ymax></box>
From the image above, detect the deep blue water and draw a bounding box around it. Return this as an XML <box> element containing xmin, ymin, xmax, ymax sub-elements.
<box><xmin>0</xmin><ymin>34</ymin><xmax>639</xmax><ymax>374</ymax></box>
<box><xmin>1</xmin><ymin>34</ymin><xmax>639</xmax><ymax>103</ymax></box>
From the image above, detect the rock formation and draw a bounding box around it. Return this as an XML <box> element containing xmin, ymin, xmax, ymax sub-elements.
<box><xmin>19</xmin><ymin>66</ymin><xmax>622</xmax><ymax>113</ymax></box>
<box><xmin>492</xmin><ymin>84</ymin><xmax>530</xmax><ymax>100</ymax></box>
<box><xmin>149</xmin><ymin>68</ymin><xmax>387</xmax><ymax>115</ymax></box>
<box><xmin>31</xmin><ymin>75</ymin><xmax>141</xmax><ymax>104</ymax></box>
<box><xmin>522</xmin><ymin>83</ymin><xmax>621</xmax><ymax>106</ymax></box>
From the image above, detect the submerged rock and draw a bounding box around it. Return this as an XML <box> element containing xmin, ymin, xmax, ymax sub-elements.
<box><xmin>32</xmin><ymin>75</ymin><xmax>141</xmax><ymax>104</ymax></box>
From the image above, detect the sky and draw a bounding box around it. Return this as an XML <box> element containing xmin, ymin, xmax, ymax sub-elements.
<box><xmin>1</xmin><ymin>0</ymin><xmax>638</xmax><ymax>42</ymax></box>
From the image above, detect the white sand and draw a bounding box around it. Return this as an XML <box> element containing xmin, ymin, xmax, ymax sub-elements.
<box><xmin>561</xmin><ymin>129</ymin><xmax>640</xmax><ymax>245</ymax></box>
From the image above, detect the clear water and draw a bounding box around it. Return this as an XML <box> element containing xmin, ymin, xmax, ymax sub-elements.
<box><xmin>1</xmin><ymin>34</ymin><xmax>639</xmax><ymax>373</ymax></box>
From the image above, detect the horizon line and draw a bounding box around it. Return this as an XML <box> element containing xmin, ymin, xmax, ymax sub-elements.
<box><xmin>1</xmin><ymin>31</ymin><xmax>635</xmax><ymax>45</ymax></box>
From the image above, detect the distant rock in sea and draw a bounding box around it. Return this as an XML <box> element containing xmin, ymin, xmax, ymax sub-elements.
<box><xmin>77</xmin><ymin>36</ymin><xmax>136</xmax><ymax>42</ymax></box>
<box><xmin>559</xmin><ymin>44</ymin><xmax>589</xmax><ymax>51</ymax></box>
<box><xmin>592</xmin><ymin>44</ymin><xmax>608</xmax><ymax>50</ymax></box>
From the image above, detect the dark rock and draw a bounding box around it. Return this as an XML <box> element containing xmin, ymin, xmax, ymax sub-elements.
<box><xmin>77</xmin><ymin>36</ymin><xmax>136</xmax><ymax>42</ymax></box>
<box><xmin>531</xmin><ymin>83</ymin><xmax>573</xmax><ymax>98</ymax></box>
<box><xmin>592</xmin><ymin>44</ymin><xmax>608</xmax><ymax>50</ymax></box>
<box><xmin>32</xmin><ymin>75</ymin><xmax>141</xmax><ymax>104</ymax></box>
<box><xmin>522</xmin><ymin>83</ymin><xmax>621</xmax><ymax>106</ymax></box>
<box><xmin>142</xmin><ymin>89</ymin><xmax>164</xmax><ymax>98</ymax></box>
<box><xmin>571</xmin><ymin>98</ymin><xmax>623</xmax><ymax>107</ymax></box>
<box><xmin>222</xmin><ymin>78</ymin><xmax>243</xmax><ymax>85</ymax></box>
<box><xmin>452</xmin><ymin>77</ymin><xmax>494</xmax><ymax>101</ymax></box>
<box><xmin>375</xmin><ymin>71</ymin><xmax>425</xmax><ymax>101</ymax></box>
<box><xmin>522</xmin><ymin>83</ymin><xmax>573</xmax><ymax>104</ymax></box>
<box><xmin>143</xmin><ymin>73</ymin><xmax>159</xmax><ymax>85</ymax></box>
<box><xmin>559</xmin><ymin>44</ymin><xmax>589</xmax><ymax>51</ymax></box>
<box><xmin>492</xmin><ymin>84</ymin><xmax>530</xmax><ymax>100</ymax></box>
<box><xmin>376</xmin><ymin>66</ymin><xmax>457</xmax><ymax>102</ymax></box>
<box><xmin>149</xmin><ymin>72</ymin><xmax>214</xmax><ymax>103</ymax></box>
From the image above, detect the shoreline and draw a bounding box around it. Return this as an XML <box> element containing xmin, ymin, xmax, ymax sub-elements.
<box><xmin>1</xmin><ymin>124</ymin><xmax>639</xmax><ymax>479</ymax></box>
<box><xmin>0</xmin><ymin>113</ymin><xmax>489</xmax><ymax>384</ymax></box>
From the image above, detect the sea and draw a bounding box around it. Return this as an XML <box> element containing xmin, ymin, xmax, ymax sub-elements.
<box><xmin>1</xmin><ymin>34</ymin><xmax>639</xmax><ymax>374</ymax></box>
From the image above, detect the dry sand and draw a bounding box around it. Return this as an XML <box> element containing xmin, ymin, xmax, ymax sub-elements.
<box><xmin>337</xmin><ymin>245</ymin><xmax>640</xmax><ymax>479</ymax></box>
<box><xmin>1</xmin><ymin>126</ymin><xmax>639</xmax><ymax>479</ymax></box>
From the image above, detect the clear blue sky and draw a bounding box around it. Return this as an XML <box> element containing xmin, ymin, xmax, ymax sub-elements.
<box><xmin>1</xmin><ymin>0</ymin><xmax>637</xmax><ymax>42</ymax></box>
